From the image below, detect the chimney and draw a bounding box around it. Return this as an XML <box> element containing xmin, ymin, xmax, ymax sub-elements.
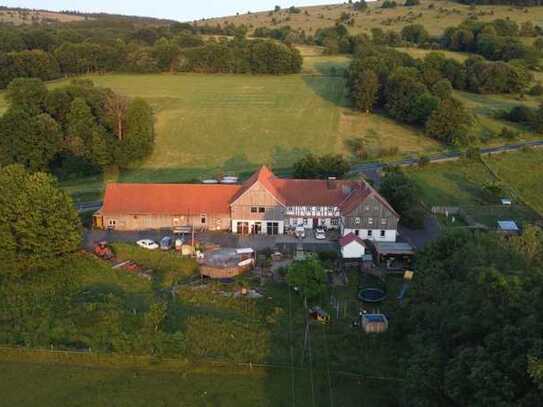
<box><xmin>327</xmin><ymin>177</ymin><xmax>337</xmax><ymax>190</ymax></box>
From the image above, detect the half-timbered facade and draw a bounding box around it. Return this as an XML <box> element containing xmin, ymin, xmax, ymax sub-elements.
<box><xmin>94</xmin><ymin>166</ymin><xmax>399</xmax><ymax>241</ymax></box>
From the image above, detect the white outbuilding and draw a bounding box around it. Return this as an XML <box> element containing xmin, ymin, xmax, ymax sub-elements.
<box><xmin>339</xmin><ymin>232</ymin><xmax>366</xmax><ymax>259</ymax></box>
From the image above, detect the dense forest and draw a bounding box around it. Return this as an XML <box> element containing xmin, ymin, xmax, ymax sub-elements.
<box><xmin>397</xmin><ymin>229</ymin><xmax>543</xmax><ymax>405</ymax></box>
<box><xmin>0</xmin><ymin>21</ymin><xmax>302</xmax><ymax>88</ymax></box>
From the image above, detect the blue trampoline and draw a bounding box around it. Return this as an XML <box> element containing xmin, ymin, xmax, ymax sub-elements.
<box><xmin>358</xmin><ymin>288</ymin><xmax>386</xmax><ymax>303</ymax></box>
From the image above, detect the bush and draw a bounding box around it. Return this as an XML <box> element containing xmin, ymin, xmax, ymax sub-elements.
<box><xmin>528</xmin><ymin>84</ymin><xmax>543</xmax><ymax>96</ymax></box>
<box><xmin>500</xmin><ymin>127</ymin><xmax>519</xmax><ymax>140</ymax></box>
<box><xmin>382</xmin><ymin>0</ymin><xmax>398</xmax><ymax>8</ymax></box>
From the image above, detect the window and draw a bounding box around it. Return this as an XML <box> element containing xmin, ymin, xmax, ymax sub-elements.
<box><xmin>365</xmin><ymin>205</ymin><xmax>370</xmax><ymax>211</ymax></box>
<box><xmin>267</xmin><ymin>222</ymin><xmax>279</xmax><ymax>235</ymax></box>
<box><xmin>368</xmin><ymin>230</ymin><xmax>373</xmax><ymax>237</ymax></box>
<box><xmin>331</xmin><ymin>218</ymin><xmax>339</xmax><ymax>226</ymax></box>
<box><xmin>259</xmin><ymin>207</ymin><xmax>265</xmax><ymax>213</ymax></box>
<box><xmin>108</xmin><ymin>220</ymin><xmax>116</xmax><ymax>226</ymax></box>
<box><xmin>355</xmin><ymin>230</ymin><xmax>360</xmax><ymax>236</ymax></box>
<box><xmin>368</xmin><ymin>217</ymin><xmax>374</xmax><ymax>225</ymax></box>
<box><xmin>303</xmin><ymin>218</ymin><xmax>309</xmax><ymax>226</ymax></box>
<box><xmin>251</xmin><ymin>207</ymin><xmax>257</xmax><ymax>213</ymax></box>
<box><xmin>380</xmin><ymin>230</ymin><xmax>385</xmax><ymax>238</ymax></box>
<box><xmin>354</xmin><ymin>217</ymin><xmax>361</xmax><ymax>225</ymax></box>
<box><xmin>201</xmin><ymin>214</ymin><xmax>207</xmax><ymax>224</ymax></box>
<box><xmin>381</xmin><ymin>218</ymin><xmax>387</xmax><ymax>225</ymax></box>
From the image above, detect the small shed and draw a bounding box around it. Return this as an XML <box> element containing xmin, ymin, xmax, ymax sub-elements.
<box><xmin>339</xmin><ymin>233</ymin><xmax>366</xmax><ymax>259</ymax></box>
<box><xmin>362</xmin><ymin>314</ymin><xmax>389</xmax><ymax>334</ymax></box>
<box><xmin>369</xmin><ymin>241</ymin><xmax>415</xmax><ymax>268</ymax></box>
<box><xmin>497</xmin><ymin>220</ymin><xmax>520</xmax><ymax>235</ymax></box>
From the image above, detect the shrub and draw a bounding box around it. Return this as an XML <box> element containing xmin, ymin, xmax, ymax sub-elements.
<box><xmin>528</xmin><ymin>84</ymin><xmax>543</xmax><ymax>96</ymax></box>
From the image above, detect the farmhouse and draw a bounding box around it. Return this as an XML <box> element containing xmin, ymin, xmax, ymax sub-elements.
<box><xmin>94</xmin><ymin>166</ymin><xmax>400</xmax><ymax>241</ymax></box>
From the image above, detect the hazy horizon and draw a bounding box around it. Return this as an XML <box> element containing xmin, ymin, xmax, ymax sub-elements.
<box><xmin>2</xmin><ymin>0</ymin><xmax>344</xmax><ymax>21</ymax></box>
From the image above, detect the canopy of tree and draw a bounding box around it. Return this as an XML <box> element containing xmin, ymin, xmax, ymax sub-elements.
<box><xmin>0</xmin><ymin>164</ymin><xmax>81</xmax><ymax>274</ymax></box>
<box><xmin>397</xmin><ymin>229</ymin><xmax>543</xmax><ymax>405</ymax></box>
<box><xmin>292</xmin><ymin>153</ymin><xmax>351</xmax><ymax>179</ymax></box>
<box><xmin>0</xmin><ymin>22</ymin><xmax>301</xmax><ymax>88</ymax></box>
<box><xmin>0</xmin><ymin>78</ymin><xmax>154</xmax><ymax>174</ymax></box>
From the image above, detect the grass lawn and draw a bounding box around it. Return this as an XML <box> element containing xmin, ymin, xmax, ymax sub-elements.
<box><xmin>406</xmin><ymin>149</ymin><xmax>543</xmax><ymax>226</ymax></box>
<box><xmin>406</xmin><ymin>159</ymin><xmax>495</xmax><ymax>207</ymax></box>
<box><xmin>484</xmin><ymin>148</ymin><xmax>543</xmax><ymax>215</ymax></box>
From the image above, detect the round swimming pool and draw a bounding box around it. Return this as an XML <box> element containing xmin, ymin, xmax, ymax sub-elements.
<box><xmin>358</xmin><ymin>288</ymin><xmax>386</xmax><ymax>303</ymax></box>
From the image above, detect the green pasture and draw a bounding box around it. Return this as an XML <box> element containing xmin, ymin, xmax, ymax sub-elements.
<box><xmin>484</xmin><ymin>148</ymin><xmax>543</xmax><ymax>215</ymax></box>
<box><xmin>40</xmin><ymin>71</ymin><xmax>436</xmax><ymax>200</ymax></box>
<box><xmin>406</xmin><ymin>149</ymin><xmax>543</xmax><ymax>227</ymax></box>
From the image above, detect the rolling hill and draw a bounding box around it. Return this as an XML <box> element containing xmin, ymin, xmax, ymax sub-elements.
<box><xmin>201</xmin><ymin>0</ymin><xmax>543</xmax><ymax>37</ymax></box>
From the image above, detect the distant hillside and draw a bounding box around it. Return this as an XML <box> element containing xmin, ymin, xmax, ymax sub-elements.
<box><xmin>0</xmin><ymin>6</ymin><xmax>175</xmax><ymax>27</ymax></box>
<box><xmin>200</xmin><ymin>0</ymin><xmax>542</xmax><ymax>36</ymax></box>
<box><xmin>0</xmin><ymin>7</ymin><xmax>88</xmax><ymax>25</ymax></box>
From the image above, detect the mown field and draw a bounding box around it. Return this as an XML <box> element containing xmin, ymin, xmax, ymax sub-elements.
<box><xmin>207</xmin><ymin>0</ymin><xmax>543</xmax><ymax>37</ymax></box>
<box><xmin>406</xmin><ymin>148</ymin><xmax>543</xmax><ymax>227</ymax></box>
<box><xmin>15</xmin><ymin>60</ymin><xmax>434</xmax><ymax>201</ymax></box>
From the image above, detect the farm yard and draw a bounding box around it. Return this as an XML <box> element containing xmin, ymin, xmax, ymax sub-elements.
<box><xmin>0</xmin><ymin>247</ymin><xmax>405</xmax><ymax>406</ymax></box>
<box><xmin>406</xmin><ymin>148</ymin><xmax>543</xmax><ymax>228</ymax></box>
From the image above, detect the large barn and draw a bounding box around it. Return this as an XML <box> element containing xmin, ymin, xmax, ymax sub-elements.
<box><xmin>94</xmin><ymin>166</ymin><xmax>400</xmax><ymax>241</ymax></box>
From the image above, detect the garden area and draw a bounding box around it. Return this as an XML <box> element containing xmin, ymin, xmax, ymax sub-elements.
<box><xmin>406</xmin><ymin>149</ymin><xmax>543</xmax><ymax>228</ymax></box>
<box><xmin>0</xmin><ymin>245</ymin><xmax>406</xmax><ymax>406</ymax></box>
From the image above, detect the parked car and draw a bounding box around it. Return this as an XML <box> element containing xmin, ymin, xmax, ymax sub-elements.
<box><xmin>160</xmin><ymin>236</ymin><xmax>173</xmax><ymax>250</ymax></box>
<box><xmin>137</xmin><ymin>239</ymin><xmax>159</xmax><ymax>250</ymax></box>
<box><xmin>315</xmin><ymin>228</ymin><xmax>326</xmax><ymax>240</ymax></box>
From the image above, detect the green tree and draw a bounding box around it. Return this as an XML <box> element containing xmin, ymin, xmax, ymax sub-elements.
<box><xmin>65</xmin><ymin>97</ymin><xmax>96</xmax><ymax>157</ymax></box>
<box><xmin>380</xmin><ymin>169</ymin><xmax>424</xmax><ymax>228</ymax></box>
<box><xmin>0</xmin><ymin>109</ymin><xmax>62</xmax><ymax>171</ymax></box>
<box><xmin>351</xmin><ymin>69</ymin><xmax>379</xmax><ymax>112</ymax></box>
<box><xmin>0</xmin><ymin>165</ymin><xmax>81</xmax><ymax>273</ymax></box>
<box><xmin>425</xmin><ymin>98</ymin><xmax>473</xmax><ymax>144</ymax></box>
<box><xmin>117</xmin><ymin>98</ymin><xmax>154</xmax><ymax>166</ymax></box>
<box><xmin>401</xmin><ymin>24</ymin><xmax>429</xmax><ymax>44</ymax></box>
<box><xmin>287</xmin><ymin>258</ymin><xmax>327</xmax><ymax>306</ymax></box>
<box><xmin>6</xmin><ymin>78</ymin><xmax>48</xmax><ymax>115</ymax></box>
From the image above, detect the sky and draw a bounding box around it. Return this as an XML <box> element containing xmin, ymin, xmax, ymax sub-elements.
<box><xmin>3</xmin><ymin>1</ymin><xmax>340</xmax><ymax>21</ymax></box>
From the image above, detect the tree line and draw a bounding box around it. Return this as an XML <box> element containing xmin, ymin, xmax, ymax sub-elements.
<box><xmin>0</xmin><ymin>23</ymin><xmax>302</xmax><ymax>88</ymax></box>
<box><xmin>347</xmin><ymin>44</ymin><xmax>534</xmax><ymax>145</ymax></box>
<box><xmin>0</xmin><ymin>78</ymin><xmax>154</xmax><ymax>175</ymax></box>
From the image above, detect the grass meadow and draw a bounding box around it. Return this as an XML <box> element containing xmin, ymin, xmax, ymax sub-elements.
<box><xmin>28</xmin><ymin>65</ymin><xmax>436</xmax><ymax>201</ymax></box>
<box><xmin>406</xmin><ymin>149</ymin><xmax>543</xmax><ymax>227</ymax></box>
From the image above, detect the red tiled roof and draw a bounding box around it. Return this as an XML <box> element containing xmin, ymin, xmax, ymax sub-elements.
<box><xmin>270</xmin><ymin>178</ymin><xmax>358</xmax><ymax>206</ymax></box>
<box><xmin>339</xmin><ymin>233</ymin><xmax>366</xmax><ymax>248</ymax></box>
<box><xmin>230</xmin><ymin>165</ymin><xmax>287</xmax><ymax>205</ymax></box>
<box><xmin>101</xmin><ymin>183</ymin><xmax>241</xmax><ymax>215</ymax></box>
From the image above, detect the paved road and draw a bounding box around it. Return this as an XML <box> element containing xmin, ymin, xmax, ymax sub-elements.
<box><xmin>350</xmin><ymin>139</ymin><xmax>543</xmax><ymax>178</ymax></box>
